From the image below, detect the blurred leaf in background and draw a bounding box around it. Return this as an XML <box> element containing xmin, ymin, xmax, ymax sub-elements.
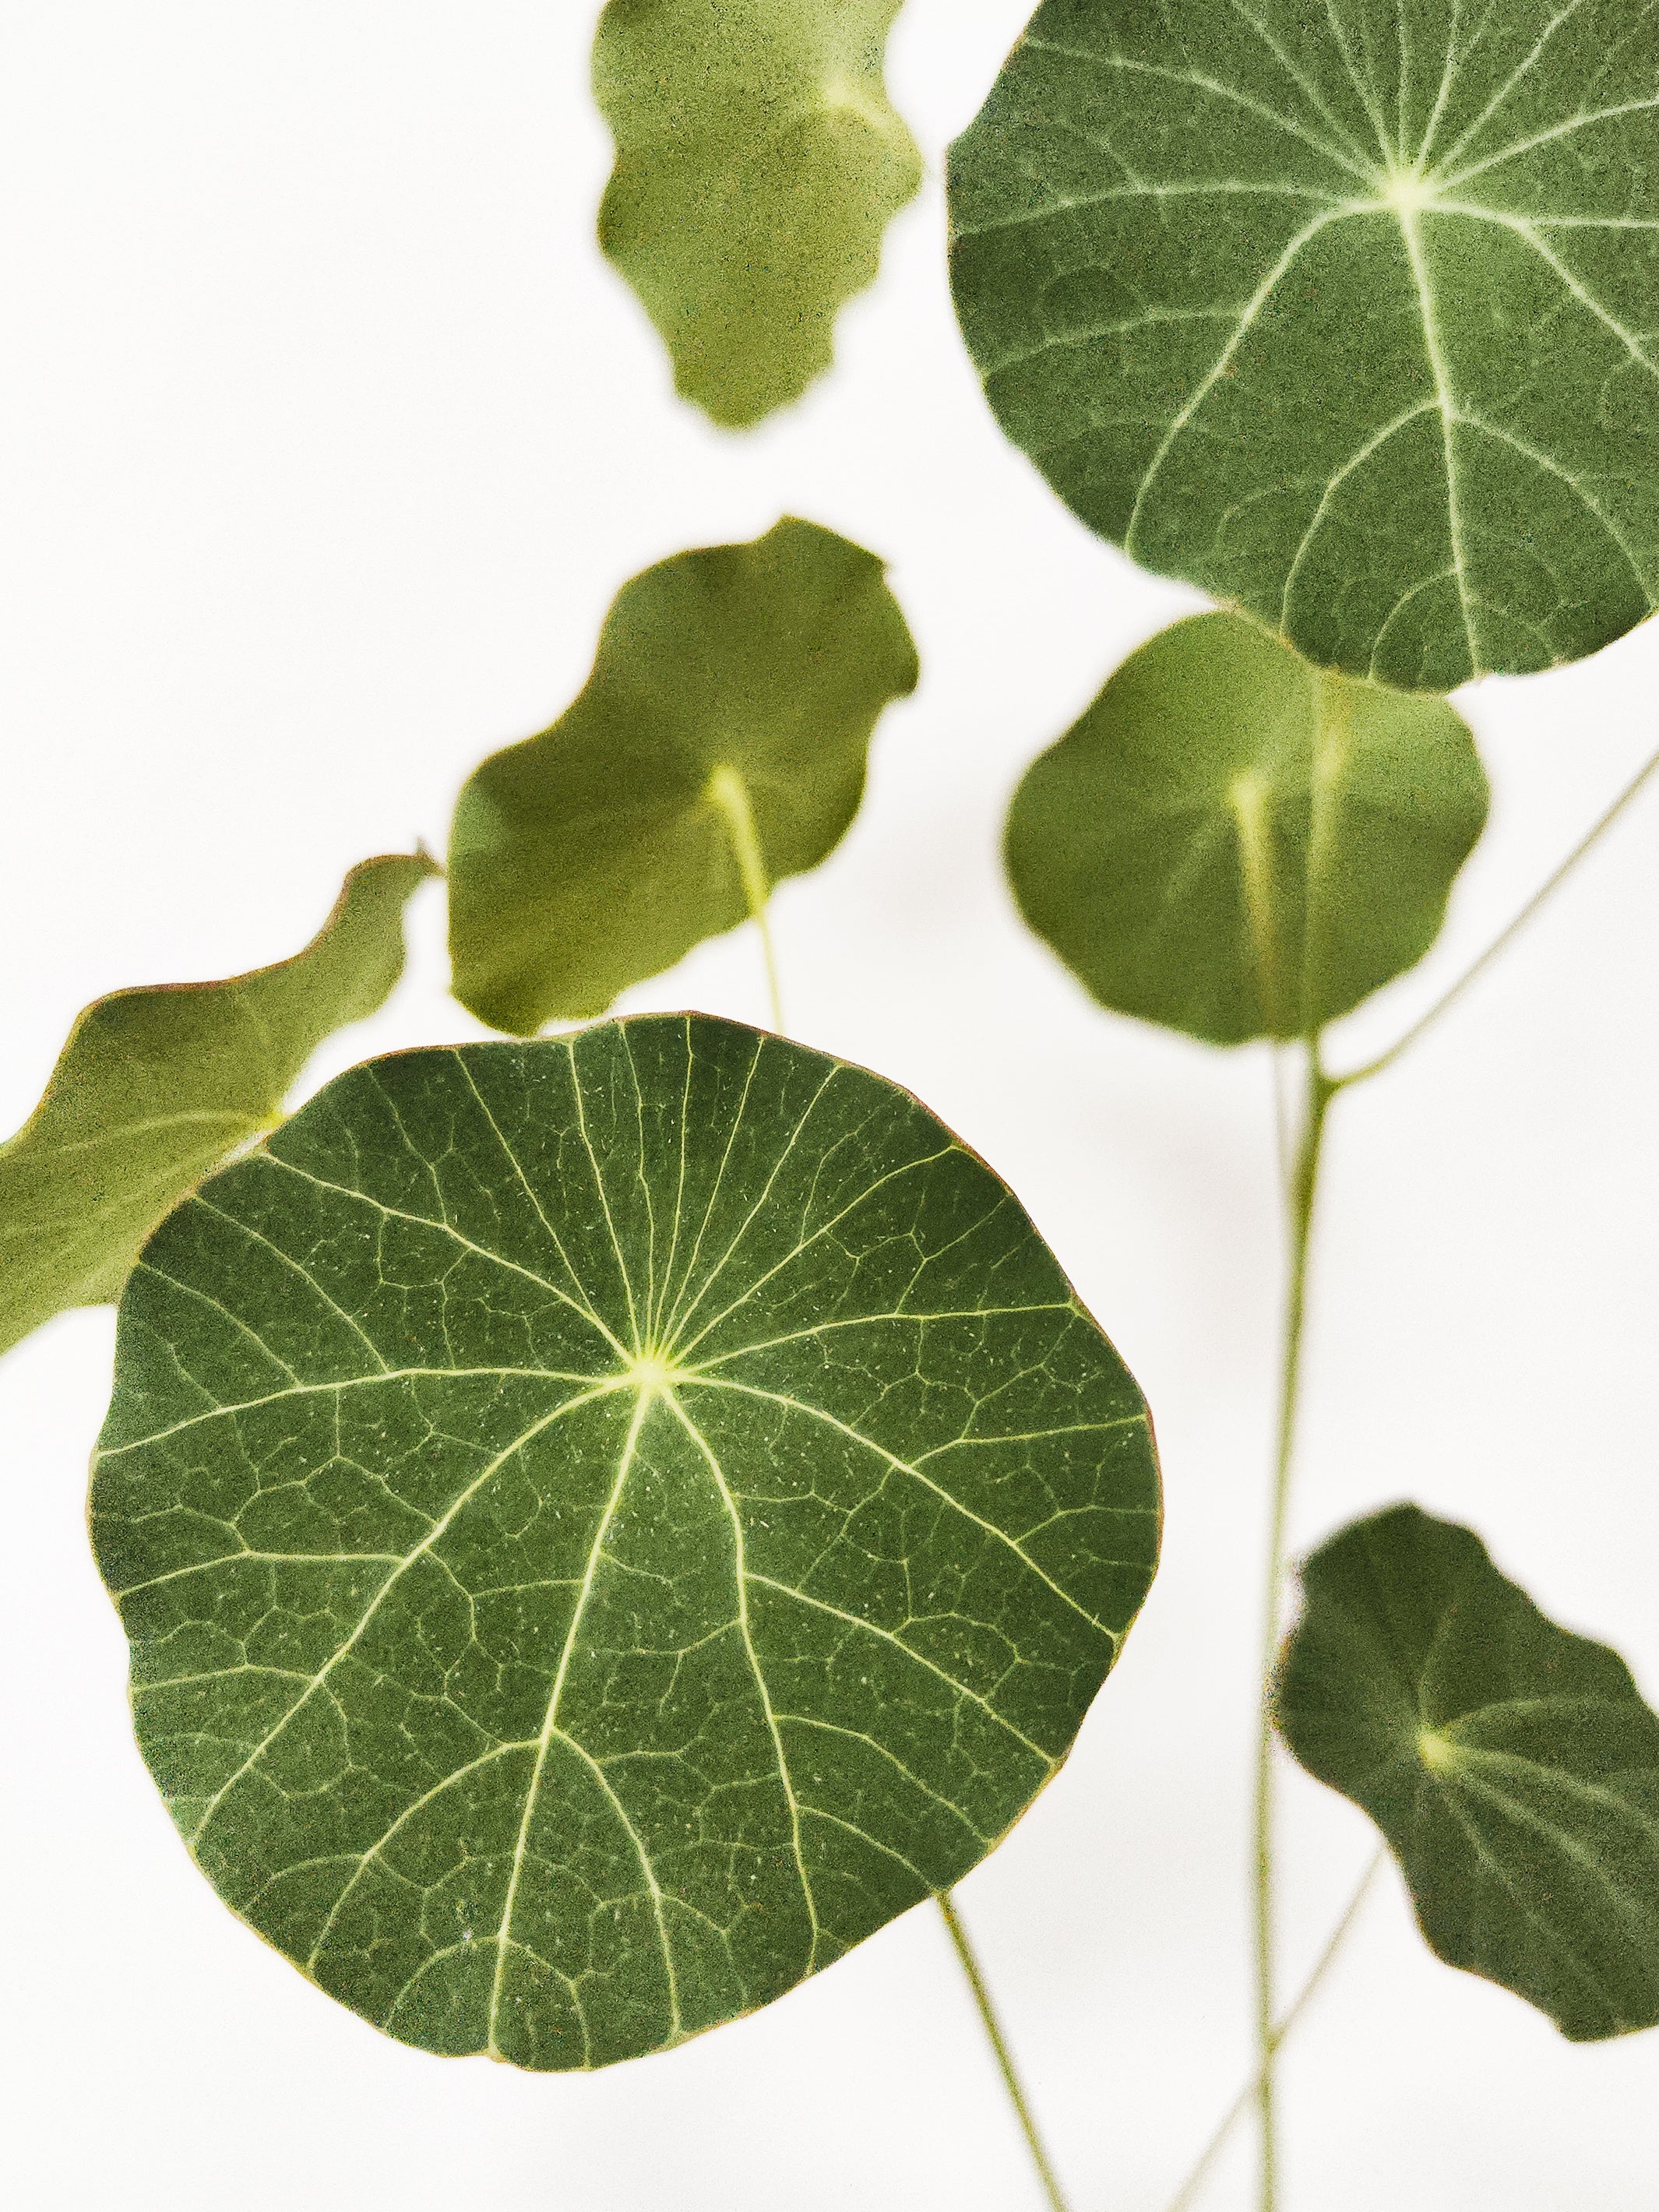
<box><xmin>595</xmin><ymin>0</ymin><xmax>921</xmax><ymax>426</ymax></box>
<box><xmin>0</xmin><ymin>852</ymin><xmax>436</xmax><ymax>1356</ymax></box>
<box><xmin>1005</xmin><ymin>614</ymin><xmax>1487</xmax><ymax>1045</ymax></box>
<box><xmin>448</xmin><ymin>520</ymin><xmax>918</xmax><ymax>1035</ymax></box>
<box><xmin>948</xmin><ymin>0</ymin><xmax>1659</xmax><ymax>687</ymax></box>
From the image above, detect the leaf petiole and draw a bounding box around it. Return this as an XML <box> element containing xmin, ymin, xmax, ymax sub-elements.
<box><xmin>1333</xmin><ymin>739</ymin><xmax>1659</xmax><ymax>1088</ymax></box>
<box><xmin>1164</xmin><ymin>1853</ymin><xmax>1384</xmax><ymax>2212</ymax></box>
<box><xmin>936</xmin><ymin>1890</ymin><xmax>1073</xmax><ymax>2212</ymax></box>
<box><xmin>1253</xmin><ymin>1039</ymin><xmax>1337</xmax><ymax>2212</ymax></box>
<box><xmin>706</xmin><ymin>763</ymin><xmax>785</xmax><ymax>1033</ymax></box>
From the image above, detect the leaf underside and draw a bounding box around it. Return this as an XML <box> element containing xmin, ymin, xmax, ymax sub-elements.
<box><xmin>1277</xmin><ymin>1504</ymin><xmax>1659</xmax><ymax>2041</ymax></box>
<box><xmin>92</xmin><ymin>1016</ymin><xmax>1159</xmax><ymax>2069</ymax></box>
<box><xmin>1005</xmin><ymin>612</ymin><xmax>1488</xmax><ymax>1044</ymax></box>
<box><xmin>446</xmin><ymin>519</ymin><xmax>918</xmax><ymax>1037</ymax></box>
<box><xmin>0</xmin><ymin>854</ymin><xmax>435</xmax><ymax>1358</ymax></box>
<box><xmin>949</xmin><ymin>0</ymin><xmax>1659</xmax><ymax>689</ymax></box>
<box><xmin>594</xmin><ymin>0</ymin><xmax>922</xmax><ymax>427</ymax></box>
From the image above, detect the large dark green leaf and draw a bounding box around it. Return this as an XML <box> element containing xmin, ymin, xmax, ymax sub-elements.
<box><xmin>949</xmin><ymin>0</ymin><xmax>1659</xmax><ymax>689</ymax></box>
<box><xmin>447</xmin><ymin>520</ymin><xmax>918</xmax><ymax>1036</ymax></box>
<box><xmin>594</xmin><ymin>0</ymin><xmax>921</xmax><ymax>426</ymax></box>
<box><xmin>1004</xmin><ymin>613</ymin><xmax>1487</xmax><ymax>1045</ymax></box>
<box><xmin>1277</xmin><ymin>1504</ymin><xmax>1659</xmax><ymax>2041</ymax></box>
<box><xmin>91</xmin><ymin>1016</ymin><xmax>1159</xmax><ymax>2069</ymax></box>
<box><xmin>0</xmin><ymin>854</ymin><xmax>435</xmax><ymax>1358</ymax></box>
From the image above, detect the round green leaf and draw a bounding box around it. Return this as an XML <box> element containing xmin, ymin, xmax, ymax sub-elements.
<box><xmin>1004</xmin><ymin>613</ymin><xmax>1488</xmax><ymax>1045</ymax></box>
<box><xmin>91</xmin><ymin>1016</ymin><xmax>1158</xmax><ymax>2069</ymax></box>
<box><xmin>949</xmin><ymin>0</ymin><xmax>1659</xmax><ymax>689</ymax></box>
<box><xmin>594</xmin><ymin>0</ymin><xmax>922</xmax><ymax>428</ymax></box>
<box><xmin>1277</xmin><ymin>1504</ymin><xmax>1659</xmax><ymax>2041</ymax></box>
<box><xmin>447</xmin><ymin>520</ymin><xmax>919</xmax><ymax>1036</ymax></box>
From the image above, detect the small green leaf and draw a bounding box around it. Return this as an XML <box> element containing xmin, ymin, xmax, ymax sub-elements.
<box><xmin>0</xmin><ymin>853</ymin><xmax>435</xmax><ymax>1358</ymax></box>
<box><xmin>91</xmin><ymin>1015</ymin><xmax>1159</xmax><ymax>2069</ymax></box>
<box><xmin>447</xmin><ymin>520</ymin><xmax>919</xmax><ymax>1036</ymax></box>
<box><xmin>1003</xmin><ymin>613</ymin><xmax>1488</xmax><ymax>1045</ymax></box>
<box><xmin>1277</xmin><ymin>1503</ymin><xmax>1659</xmax><ymax>2041</ymax></box>
<box><xmin>594</xmin><ymin>0</ymin><xmax>922</xmax><ymax>426</ymax></box>
<box><xmin>949</xmin><ymin>0</ymin><xmax>1659</xmax><ymax>688</ymax></box>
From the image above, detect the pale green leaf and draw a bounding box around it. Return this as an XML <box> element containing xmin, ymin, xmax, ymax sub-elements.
<box><xmin>1277</xmin><ymin>1503</ymin><xmax>1659</xmax><ymax>2041</ymax></box>
<box><xmin>949</xmin><ymin>0</ymin><xmax>1659</xmax><ymax>689</ymax></box>
<box><xmin>91</xmin><ymin>1015</ymin><xmax>1159</xmax><ymax>2068</ymax></box>
<box><xmin>447</xmin><ymin>520</ymin><xmax>919</xmax><ymax>1036</ymax></box>
<box><xmin>594</xmin><ymin>0</ymin><xmax>922</xmax><ymax>426</ymax></box>
<box><xmin>1004</xmin><ymin>613</ymin><xmax>1487</xmax><ymax>1045</ymax></box>
<box><xmin>0</xmin><ymin>853</ymin><xmax>436</xmax><ymax>1358</ymax></box>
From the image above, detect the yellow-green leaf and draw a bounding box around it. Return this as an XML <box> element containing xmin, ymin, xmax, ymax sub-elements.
<box><xmin>1005</xmin><ymin>614</ymin><xmax>1487</xmax><ymax>1045</ymax></box>
<box><xmin>594</xmin><ymin>0</ymin><xmax>922</xmax><ymax>426</ymax></box>
<box><xmin>447</xmin><ymin>520</ymin><xmax>918</xmax><ymax>1036</ymax></box>
<box><xmin>0</xmin><ymin>853</ymin><xmax>436</xmax><ymax>1357</ymax></box>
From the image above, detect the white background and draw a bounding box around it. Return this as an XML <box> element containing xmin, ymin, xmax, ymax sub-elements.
<box><xmin>2</xmin><ymin>5</ymin><xmax>1657</xmax><ymax>2207</ymax></box>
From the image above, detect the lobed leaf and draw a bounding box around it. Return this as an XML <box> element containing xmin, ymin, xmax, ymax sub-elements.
<box><xmin>91</xmin><ymin>1015</ymin><xmax>1160</xmax><ymax>2069</ymax></box>
<box><xmin>949</xmin><ymin>0</ymin><xmax>1659</xmax><ymax>689</ymax></box>
<box><xmin>0</xmin><ymin>853</ymin><xmax>435</xmax><ymax>1358</ymax></box>
<box><xmin>594</xmin><ymin>0</ymin><xmax>922</xmax><ymax>427</ymax></box>
<box><xmin>1277</xmin><ymin>1503</ymin><xmax>1659</xmax><ymax>2041</ymax></box>
<box><xmin>1004</xmin><ymin>613</ymin><xmax>1487</xmax><ymax>1045</ymax></box>
<box><xmin>447</xmin><ymin>520</ymin><xmax>919</xmax><ymax>1036</ymax></box>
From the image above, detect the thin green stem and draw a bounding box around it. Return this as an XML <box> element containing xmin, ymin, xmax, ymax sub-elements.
<box><xmin>1253</xmin><ymin>1043</ymin><xmax>1337</xmax><ymax>2212</ymax></box>
<box><xmin>1335</xmin><ymin>739</ymin><xmax>1659</xmax><ymax>1088</ymax></box>
<box><xmin>936</xmin><ymin>1890</ymin><xmax>1072</xmax><ymax>2212</ymax></box>
<box><xmin>1239</xmin><ymin>726</ymin><xmax>1658</xmax><ymax>2206</ymax></box>
<box><xmin>706</xmin><ymin>764</ymin><xmax>784</xmax><ymax>1033</ymax></box>
<box><xmin>1269</xmin><ymin>1043</ymin><xmax>1297</xmax><ymax>1202</ymax></box>
<box><xmin>1164</xmin><ymin>1851</ymin><xmax>1383</xmax><ymax>2212</ymax></box>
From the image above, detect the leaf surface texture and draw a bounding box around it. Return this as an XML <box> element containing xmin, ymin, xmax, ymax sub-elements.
<box><xmin>1277</xmin><ymin>1503</ymin><xmax>1659</xmax><ymax>2040</ymax></box>
<box><xmin>92</xmin><ymin>1016</ymin><xmax>1160</xmax><ymax>2068</ymax></box>
<box><xmin>447</xmin><ymin>520</ymin><xmax>918</xmax><ymax>1035</ymax></box>
<box><xmin>949</xmin><ymin>0</ymin><xmax>1659</xmax><ymax>686</ymax></box>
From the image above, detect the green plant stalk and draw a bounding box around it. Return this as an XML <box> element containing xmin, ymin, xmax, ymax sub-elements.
<box><xmin>706</xmin><ymin>764</ymin><xmax>784</xmax><ymax>1032</ymax></box>
<box><xmin>692</xmin><ymin>845</ymin><xmax>1067</xmax><ymax>2198</ymax></box>
<box><xmin>1253</xmin><ymin>1045</ymin><xmax>1337</xmax><ymax>2212</ymax></box>
<box><xmin>700</xmin><ymin>808</ymin><xmax>1074</xmax><ymax>2197</ymax></box>
<box><xmin>1167</xmin><ymin>1851</ymin><xmax>1382</xmax><ymax>2212</ymax></box>
<box><xmin>1239</xmin><ymin>735</ymin><xmax>1659</xmax><ymax>2202</ymax></box>
<box><xmin>937</xmin><ymin>1890</ymin><xmax>1073</xmax><ymax>2212</ymax></box>
<box><xmin>1337</xmin><ymin>737</ymin><xmax>1659</xmax><ymax>1087</ymax></box>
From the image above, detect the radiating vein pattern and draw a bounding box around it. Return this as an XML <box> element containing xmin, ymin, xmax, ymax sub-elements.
<box><xmin>1277</xmin><ymin>1504</ymin><xmax>1659</xmax><ymax>2041</ymax></box>
<box><xmin>1003</xmin><ymin>611</ymin><xmax>1488</xmax><ymax>1044</ymax></box>
<box><xmin>949</xmin><ymin>0</ymin><xmax>1659</xmax><ymax>688</ymax></box>
<box><xmin>90</xmin><ymin>1016</ymin><xmax>1159</xmax><ymax>2069</ymax></box>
